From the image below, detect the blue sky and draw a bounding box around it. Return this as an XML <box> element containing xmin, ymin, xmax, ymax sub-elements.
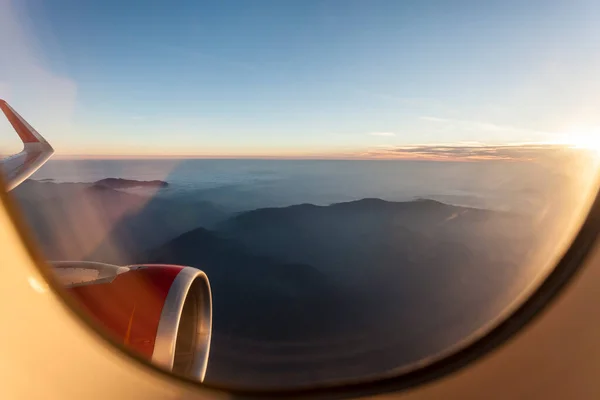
<box><xmin>1</xmin><ymin>0</ymin><xmax>599</xmax><ymax>157</ymax></box>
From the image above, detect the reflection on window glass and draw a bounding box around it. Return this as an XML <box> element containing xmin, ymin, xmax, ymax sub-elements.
<box><xmin>1</xmin><ymin>0</ymin><xmax>599</xmax><ymax>390</ymax></box>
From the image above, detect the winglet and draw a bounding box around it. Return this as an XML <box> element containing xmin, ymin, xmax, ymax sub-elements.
<box><xmin>0</xmin><ymin>100</ymin><xmax>54</xmax><ymax>190</ymax></box>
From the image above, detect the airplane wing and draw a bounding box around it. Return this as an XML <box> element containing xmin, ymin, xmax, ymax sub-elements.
<box><xmin>52</xmin><ymin>261</ymin><xmax>132</xmax><ymax>288</ymax></box>
<box><xmin>0</xmin><ymin>99</ymin><xmax>54</xmax><ymax>191</ymax></box>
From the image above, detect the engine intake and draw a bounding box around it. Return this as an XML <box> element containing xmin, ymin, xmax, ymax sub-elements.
<box><xmin>151</xmin><ymin>266</ymin><xmax>212</xmax><ymax>381</ymax></box>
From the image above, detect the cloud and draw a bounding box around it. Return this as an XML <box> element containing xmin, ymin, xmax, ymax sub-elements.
<box><xmin>419</xmin><ymin>116</ymin><xmax>449</xmax><ymax>123</ymax></box>
<box><xmin>368</xmin><ymin>132</ymin><xmax>396</xmax><ymax>137</ymax></box>
<box><xmin>364</xmin><ymin>143</ymin><xmax>583</xmax><ymax>162</ymax></box>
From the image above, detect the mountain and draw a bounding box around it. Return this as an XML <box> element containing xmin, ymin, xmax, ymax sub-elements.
<box><xmin>140</xmin><ymin>198</ymin><xmax>540</xmax><ymax>388</ymax></box>
<box><xmin>93</xmin><ymin>178</ymin><xmax>169</xmax><ymax>189</ymax></box>
<box><xmin>216</xmin><ymin>198</ymin><xmax>540</xmax><ymax>341</ymax></box>
<box><xmin>137</xmin><ymin>228</ymin><xmax>348</xmax><ymax>341</ymax></box>
<box><xmin>136</xmin><ymin>225</ymin><xmax>360</xmax><ymax>388</ymax></box>
<box><xmin>217</xmin><ymin>198</ymin><xmax>537</xmax><ymax>292</ymax></box>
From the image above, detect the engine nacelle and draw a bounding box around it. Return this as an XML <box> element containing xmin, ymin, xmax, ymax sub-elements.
<box><xmin>53</xmin><ymin>262</ymin><xmax>212</xmax><ymax>382</ymax></box>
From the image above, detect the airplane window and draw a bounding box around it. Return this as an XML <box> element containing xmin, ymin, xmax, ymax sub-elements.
<box><xmin>1</xmin><ymin>0</ymin><xmax>600</xmax><ymax>395</ymax></box>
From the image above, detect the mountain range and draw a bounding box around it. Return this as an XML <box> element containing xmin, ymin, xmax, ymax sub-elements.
<box><xmin>12</xmin><ymin>178</ymin><xmax>542</xmax><ymax>388</ymax></box>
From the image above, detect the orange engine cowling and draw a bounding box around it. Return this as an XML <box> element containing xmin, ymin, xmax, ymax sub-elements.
<box><xmin>53</xmin><ymin>262</ymin><xmax>212</xmax><ymax>382</ymax></box>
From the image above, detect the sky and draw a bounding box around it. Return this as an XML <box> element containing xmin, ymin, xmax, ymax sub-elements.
<box><xmin>0</xmin><ymin>0</ymin><xmax>599</xmax><ymax>158</ymax></box>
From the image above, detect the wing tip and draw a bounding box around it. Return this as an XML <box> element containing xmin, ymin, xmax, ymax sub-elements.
<box><xmin>1</xmin><ymin>99</ymin><xmax>54</xmax><ymax>190</ymax></box>
<box><xmin>0</xmin><ymin>100</ymin><xmax>48</xmax><ymax>145</ymax></box>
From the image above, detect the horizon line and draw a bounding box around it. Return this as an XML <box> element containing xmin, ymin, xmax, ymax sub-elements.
<box><xmin>48</xmin><ymin>142</ymin><xmax>580</xmax><ymax>162</ymax></box>
<box><xmin>49</xmin><ymin>154</ymin><xmax>516</xmax><ymax>162</ymax></box>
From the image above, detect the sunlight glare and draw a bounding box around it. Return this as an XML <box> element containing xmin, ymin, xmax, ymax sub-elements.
<box><xmin>561</xmin><ymin>129</ymin><xmax>600</xmax><ymax>154</ymax></box>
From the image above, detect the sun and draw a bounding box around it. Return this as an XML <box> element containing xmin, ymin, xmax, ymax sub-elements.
<box><xmin>571</xmin><ymin>134</ymin><xmax>600</xmax><ymax>152</ymax></box>
<box><xmin>558</xmin><ymin>129</ymin><xmax>600</xmax><ymax>154</ymax></box>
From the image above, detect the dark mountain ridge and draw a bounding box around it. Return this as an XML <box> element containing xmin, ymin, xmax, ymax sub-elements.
<box><xmin>136</xmin><ymin>227</ymin><xmax>348</xmax><ymax>342</ymax></box>
<box><xmin>93</xmin><ymin>177</ymin><xmax>169</xmax><ymax>189</ymax></box>
<box><xmin>140</xmin><ymin>196</ymin><xmax>539</xmax><ymax>387</ymax></box>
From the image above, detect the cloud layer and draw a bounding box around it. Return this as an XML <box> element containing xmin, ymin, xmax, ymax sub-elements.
<box><xmin>364</xmin><ymin>144</ymin><xmax>588</xmax><ymax>162</ymax></box>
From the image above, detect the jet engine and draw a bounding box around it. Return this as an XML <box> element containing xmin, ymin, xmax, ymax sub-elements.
<box><xmin>53</xmin><ymin>262</ymin><xmax>212</xmax><ymax>382</ymax></box>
